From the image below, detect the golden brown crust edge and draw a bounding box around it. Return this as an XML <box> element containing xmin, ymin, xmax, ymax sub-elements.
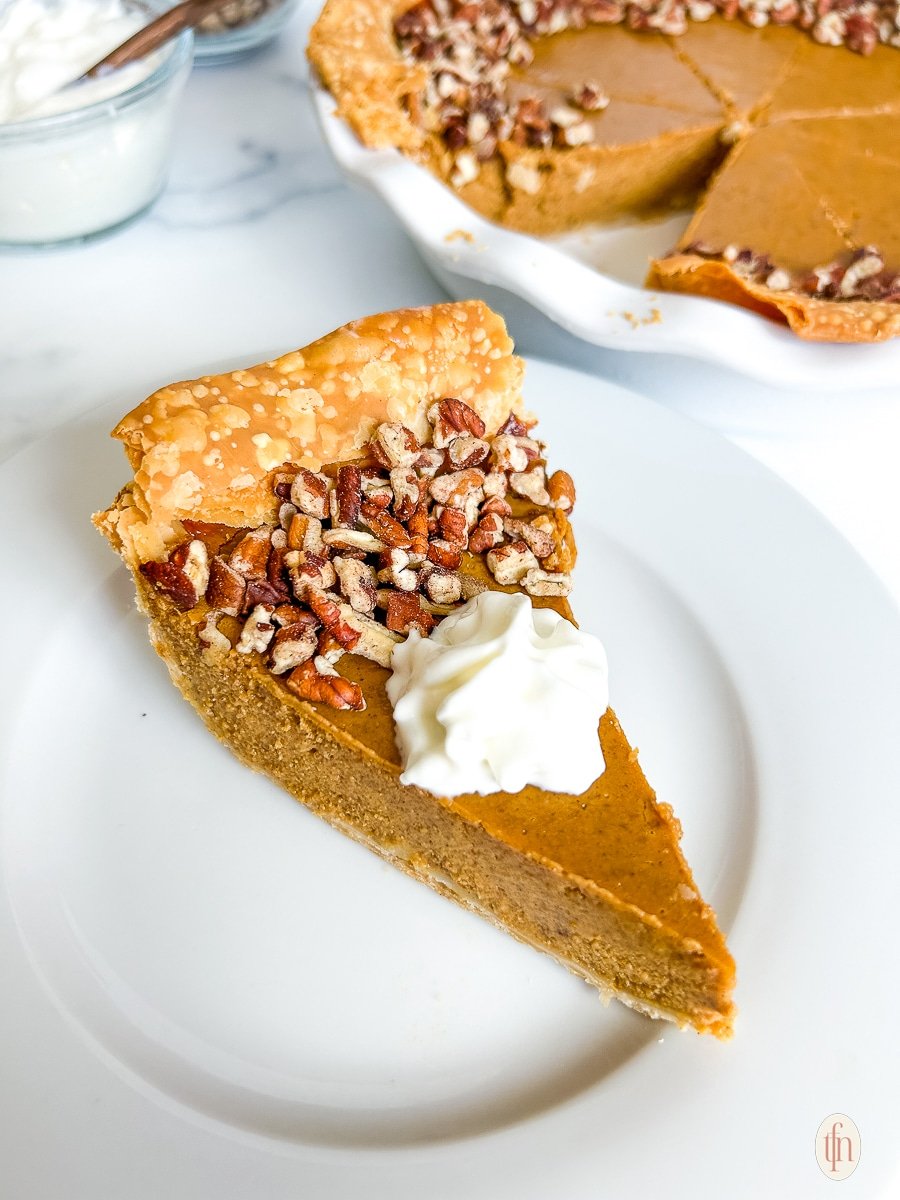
<box><xmin>647</xmin><ymin>254</ymin><xmax>900</xmax><ymax>342</ymax></box>
<box><xmin>307</xmin><ymin>0</ymin><xmax>426</xmax><ymax>153</ymax></box>
<box><xmin>96</xmin><ymin>301</ymin><xmax>525</xmax><ymax>563</ymax></box>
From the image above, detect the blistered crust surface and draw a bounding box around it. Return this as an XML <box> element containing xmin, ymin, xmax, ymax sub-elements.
<box><xmin>647</xmin><ymin>254</ymin><xmax>900</xmax><ymax>342</ymax></box>
<box><xmin>106</xmin><ymin>301</ymin><xmax>524</xmax><ymax>561</ymax></box>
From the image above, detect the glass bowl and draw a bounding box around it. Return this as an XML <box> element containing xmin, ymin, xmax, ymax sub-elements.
<box><xmin>0</xmin><ymin>15</ymin><xmax>193</xmax><ymax>249</ymax></box>
<box><xmin>192</xmin><ymin>0</ymin><xmax>300</xmax><ymax>64</ymax></box>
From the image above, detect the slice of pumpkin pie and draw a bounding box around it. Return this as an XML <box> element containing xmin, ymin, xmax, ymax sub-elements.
<box><xmin>95</xmin><ymin>301</ymin><xmax>736</xmax><ymax>1037</ymax></box>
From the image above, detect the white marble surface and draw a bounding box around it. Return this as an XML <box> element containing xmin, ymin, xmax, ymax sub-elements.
<box><xmin>2</xmin><ymin>7</ymin><xmax>900</xmax><ymax>602</ymax></box>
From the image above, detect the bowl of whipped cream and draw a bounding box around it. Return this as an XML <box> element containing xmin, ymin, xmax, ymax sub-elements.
<box><xmin>0</xmin><ymin>0</ymin><xmax>193</xmax><ymax>247</ymax></box>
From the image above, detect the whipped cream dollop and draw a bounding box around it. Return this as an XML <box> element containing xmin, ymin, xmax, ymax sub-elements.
<box><xmin>0</xmin><ymin>0</ymin><xmax>152</xmax><ymax>123</ymax></box>
<box><xmin>387</xmin><ymin>591</ymin><xmax>609</xmax><ymax>798</ymax></box>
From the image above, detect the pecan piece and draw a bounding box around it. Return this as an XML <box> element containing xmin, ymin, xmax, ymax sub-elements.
<box><xmin>503</xmin><ymin>517</ymin><xmax>554</xmax><ymax>559</ymax></box>
<box><xmin>482</xmin><ymin>470</ymin><xmax>509</xmax><ymax>499</ymax></box>
<box><xmin>423</xmin><ymin>568</ymin><xmax>462</xmax><ymax>605</ymax></box>
<box><xmin>287</xmin><ymin>512</ymin><xmax>325</xmax><ymax>553</ymax></box>
<box><xmin>303</xmin><ymin>585</ymin><xmax>362</xmax><ymax>651</ymax></box>
<box><xmin>334</xmin><ymin>464</ymin><xmax>362</xmax><ymax>527</ymax></box>
<box><xmin>229</xmin><ymin>527</ymin><xmax>273</xmax><ymax>581</ymax></box>
<box><xmin>205</xmin><ymin>555</ymin><xmax>246</xmax><ymax>616</ymax></box>
<box><xmin>246</xmin><ymin>577</ymin><xmax>289</xmax><ymax>608</ymax></box>
<box><xmin>428</xmin><ymin>398</ymin><xmax>486</xmax><ymax>447</ymax></box>
<box><xmin>379</xmin><ymin>547</ymin><xmax>418</xmax><ymax>591</ymax></box>
<box><xmin>170</xmin><ymin>538</ymin><xmax>210</xmax><ymax>599</ymax></box>
<box><xmin>522</xmin><ymin>568</ymin><xmax>572</xmax><ymax>598</ymax></box>
<box><xmin>427</xmin><ymin>539</ymin><xmax>463</xmax><ymax>570</ymax></box>
<box><xmin>547</xmin><ymin>469</ymin><xmax>576</xmax><ymax>512</ymax></box>
<box><xmin>285</xmin><ymin>660</ymin><xmax>364</xmax><ymax>711</ymax></box>
<box><xmin>448</xmin><ymin>435</ymin><xmax>490</xmax><ymax>469</ymax></box>
<box><xmin>140</xmin><ymin>559</ymin><xmax>198</xmax><ymax>611</ymax></box>
<box><xmin>429</xmin><ymin>468</ymin><xmax>485</xmax><ymax>509</ymax></box>
<box><xmin>287</xmin><ymin>550</ymin><xmax>337</xmax><ymax>594</ymax></box>
<box><xmin>509</xmin><ymin>466</ymin><xmax>550</xmax><ymax>506</ymax></box>
<box><xmin>322</xmin><ymin>528</ymin><xmax>385</xmax><ymax>554</ymax></box>
<box><xmin>414</xmin><ymin>447</ymin><xmax>444</xmax><ymax>478</ymax></box>
<box><xmin>407</xmin><ymin>504</ymin><xmax>430</xmax><ymax>562</ymax></box>
<box><xmin>437</xmin><ymin>505</ymin><xmax>469</xmax><ymax>548</ymax></box>
<box><xmin>269</xmin><ymin>621</ymin><xmax>318</xmax><ymax>674</ymax></box>
<box><xmin>197</xmin><ymin>610</ymin><xmax>231</xmax><ymax>660</ymax></box>
<box><xmin>333</xmin><ymin>555</ymin><xmax>378</xmax><ymax>614</ymax></box>
<box><xmin>385</xmin><ymin>591</ymin><xmax>435</xmax><ymax>636</ymax></box>
<box><xmin>340</xmin><ymin>605</ymin><xmax>404</xmax><ymax>666</ymax></box>
<box><xmin>370</xmin><ymin>422</ymin><xmax>420</xmax><ymax>469</ymax></box>
<box><xmin>480</xmin><ymin>495</ymin><xmax>512</xmax><ymax>517</ymax></box>
<box><xmin>290</xmin><ymin>468</ymin><xmax>331</xmax><ymax>518</ymax></box>
<box><xmin>497</xmin><ymin>412</ymin><xmax>528</xmax><ymax>437</ymax></box>
<box><xmin>468</xmin><ymin>512</ymin><xmax>505</xmax><ymax>554</ymax></box>
<box><xmin>236</xmin><ymin>604</ymin><xmax>276</xmax><ymax>655</ymax></box>
<box><xmin>486</xmin><ymin>539</ymin><xmax>539</xmax><ymax>585</ymax></box>
<box><xmin>360</xmin><ymin>499</ymin><xmax>412</xmax><ymax>549</ymax></box>
<box><xmin>389</xmin><ymin>467</ymin><xmax>422</xmax><ymax>523</ymax></box>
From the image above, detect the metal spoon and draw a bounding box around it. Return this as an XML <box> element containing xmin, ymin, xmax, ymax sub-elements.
<box><xmin>79</xmin><ymin>0</ymin><xmax>234</xmax><ymax>79</ymax></box>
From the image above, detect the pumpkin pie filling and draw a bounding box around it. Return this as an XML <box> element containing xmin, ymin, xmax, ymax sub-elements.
<box><xmin>95</xmin><ymin>301</ymin><xmax>736</xmax><ymax>1037</ymax></box>
<box><xmin>309</xmin><ymin>0</ymin><xmax>900</xmax><ymax>340</ymax></box>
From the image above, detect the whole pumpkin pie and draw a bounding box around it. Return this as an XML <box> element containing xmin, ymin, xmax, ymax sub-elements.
<box><xmin>309</xmin><ymin>0</ymin><xmax>900</xmax><ymax>341</ymax></box>
<box><xmin>95</xmin><ymin>301</ymin><xmax>736</xmax><ymax>1037</ymax></box>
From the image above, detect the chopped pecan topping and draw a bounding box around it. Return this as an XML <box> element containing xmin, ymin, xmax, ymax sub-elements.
<box><xmin>429</xmin><ymin>398</ymin><xmax>486</xmax><ymax>446</ymax></box>
<box><xmin>287</xmin><ymin>549</ymin><xmax>337</xmax><ymax>593</ymax></box>
<box><xmin>206</xmin><ymin>555</ymin><xmax>246</xmax><ymax>615</ymax></box>
<box><xmin>236</xmin><ymin>604</ymin><xmax>276</xmax><ymax>655</ymax></box>
<box><xmin>270</xmin><ymin>620</ymin><xmax>318</xmax><ymax>674</ymax></box>
<box><xmin>303</xmin><ymin>585</ymin><xmax>362</xmax><ymax>651</ymax></box>
<box><xmin>290</xmin><ymin>467</ymin><xmax>331</xmax><ymax>519</ymax></box>
<box><xmin>197</xmin><ymin>610</ymin><xmax>231</xmax><ymax>660</ymax></box>
<box><xmin>333</xmin><ymin>555</ymin><xmax>378</xmax><ymax>614</ymax></box>
<box><xmin>385</xmin><ymin>590</ymin><xmax>435</xmax><ymax>636</ymax></box>
<box><xmin>285</xmin><ymin>659</ymin><xmax>365</xmax><ymax>711</ymax></box>
<box><xmin>140</xmin><ymin>400</ymin><xmax>579</xmax><ymax>710</ymax></box>
<box><xmin>469</xmin><ymin>512</ymin><xmax>505</xmax><ymax>553</ymax></box>
<box><xmin>503</xmin><ymin>516</ymin><xmax>554</xmax><ymax>558</ymax></box>
<box><xmin>360</xmin><ymin>500</ymin><xmax>413</xmax><ymax>548</ymax></box>
<box><xmin>429</xmin><ymin>468</ymin><xmax>485</xmax><ymax>508</ymax></box>
<box><xmin>139</xmin><ymin>559</ymin><xmax>198</xmax><ymax>611</ymax></box>
<box><xmin>486</xmin><ymin>539</ymin><xmax>539</xmax><ymax>585</ymax></box>
<box><xmin>683</xmin><ymin>241</ymin><xmax>900</xmax><ymax>304</ymax></box>
<box><xmin>334</xmin><ymin>465</ymin><xmax>363</xmax><ymax>527</ymax></box>
<box><xmin>509</xmin><ymin>465</ymin><xmax>551</xmax><ymax>506</ymax></box>
<box><xmin>522</xmin><ymin>567</ymin><xmax>572</xmax><ymax>597</ymax></box>
<box><xmin>170</xmin><ymin>539</ymin><xmax>210</xmax><ymax>599</ymax></box>
<box><xmin>423</xmin><ymin>567</ymin><xmax>463</xmax><ymax>604</ymax></box>
<box><xmin>547</xmin><ymin>469</ymin><xmax>576</xmax><ymax>512</ymax></box>
<box><xmin>287</xmin><ymin>512</ymin><xmax>325</xmax><ymax>553</ymax></box>
<box><xmin>229</xmin><ymin>527</ymin><xmax>274</xmax><ymax>581</ymax></box>
<box><xmin>427</xmin><ymin>539</ymin><xmax>464</xmax><ymax>570</ymax></box>
<box><xmin>371</xmin><ymin>422</ymin><xmax>420</xmax><ymax>469</ymax></box>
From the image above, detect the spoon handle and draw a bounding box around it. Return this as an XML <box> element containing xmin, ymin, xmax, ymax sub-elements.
<box><xmin>84</xmin><ymin>0</ymin><xmax>228</xmax><ymax>77</ymax></box>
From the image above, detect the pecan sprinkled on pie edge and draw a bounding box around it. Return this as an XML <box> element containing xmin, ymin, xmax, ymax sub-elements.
<box><xmin>139</xmin><ymin>400</ymin><xmax>576</xmax><ymax>710</ymax></box>
<box><xmin>681</xmin><ymin>242</ymin><xmax>900</xmax><ymax>303</ymax></box>
<box><xmin>395</xmin><ymin>0</ymin><xmax>900</xmax><ymax>191</ymax></box>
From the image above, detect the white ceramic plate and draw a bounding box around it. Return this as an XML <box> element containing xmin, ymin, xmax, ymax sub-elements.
<box><xmin>312</xmin><ymin>84</ymin><xmax>900</xmax><ymax>391</ymax></box>
<box><xmin>1</xmin><ymin>360</ymin><xmax>899</xmax><ymax>1198</ymax></box>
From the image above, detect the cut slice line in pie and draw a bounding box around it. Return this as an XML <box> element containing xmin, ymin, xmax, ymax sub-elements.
<box><xmin>309</xmin><ymin>2</ymin><xmax>900</xmax><ymax>341</ymax></box>
<box><xmin>95</xmin><ymin>300</ymin><xmax>736</xmax><ymax>1038</ymax></box>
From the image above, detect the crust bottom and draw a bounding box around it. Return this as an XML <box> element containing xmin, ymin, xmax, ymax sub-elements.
<box><xmin>647</xmin><ymin>254</ymin><xmax>900</xmax><ymax>343</ymax></box>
